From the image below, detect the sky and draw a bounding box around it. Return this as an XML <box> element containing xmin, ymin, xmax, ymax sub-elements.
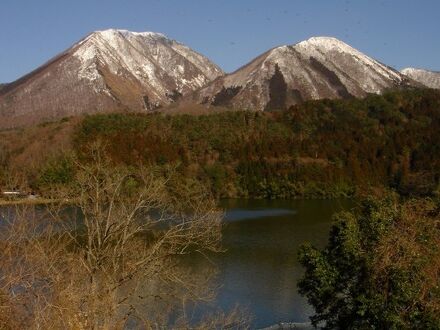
<box><xmin>1</xmin><ymin>0</ymin><xmax>439</xmax><ymax>82</ymax></box>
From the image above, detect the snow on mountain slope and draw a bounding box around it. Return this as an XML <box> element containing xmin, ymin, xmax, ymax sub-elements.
<box><xmin>0</xmin><ymin>29</ymin><xmax>223</xmax><ymax>129</ymax></box>
<box><xmin>401</xmin><ymin>68</ymin><xmax>440</xmax><ymax>89</ymax></box>
<box><xmin>193</xmin><ymin>36</ymin><xmax>414</xmax><ymax>111</ymax></box>
<box><xmin>72</xmin><ymin>29</ymin><xmax>222</xmax><ymax>96</ymax></box>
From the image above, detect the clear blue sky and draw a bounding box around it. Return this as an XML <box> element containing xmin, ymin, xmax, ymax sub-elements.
<box><xmin>1</xmin><ymin>0</ymin><xmax>439</xmax><ymax>82</ymax></box>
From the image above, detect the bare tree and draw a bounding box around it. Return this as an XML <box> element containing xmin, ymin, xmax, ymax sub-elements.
<box><xmin>0</xmin><ymin>205</ymin><xmax>74</xmax><ymax>328</ymax></box>
<box><xmin>0</xmin><ymin>143</ymin><xmax>248</xmax><ymax>329</ymax></box>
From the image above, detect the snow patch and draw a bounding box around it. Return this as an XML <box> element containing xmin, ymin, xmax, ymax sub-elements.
<box><xmin>71</xmin><ymin>28</ymin><xmax>222</xmax><ymax>101</ymax></box>
<box><xmin>401</xmin><ymin>67</ymin><xmax>440</xmax><ymax>89</ymax></box>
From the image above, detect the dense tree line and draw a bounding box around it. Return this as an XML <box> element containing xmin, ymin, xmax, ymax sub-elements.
<box><xmin>65</xmin><ymin>88</ymin><xmax>440</xmax><ymax>199</ymax></box>
<box><xmin>1</xmin><ymin>88</ymin><xmax>439</xmax><ymax>199</ymax></box>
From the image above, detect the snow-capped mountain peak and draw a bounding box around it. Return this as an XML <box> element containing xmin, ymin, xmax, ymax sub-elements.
<box><xmin>0</xmin><ymin>29</ymin><xmax>223</xmax><ymax>129</ymax></box>
<box><xmin>192</xmin><ymin>36</ymin><xmax>414</xmax><ymax>111</ymax></box>
<box><xmin>401</xmin><ymin>67</ymin><xmax>440</xmax><ymax>89</ymax></box>
<box><xmin>99</xmin><ymin>29</ymin><xmax>167</xmax><ymax>39</ymax></box>
<box><xmin>297</xmin><ymin>36</ymin><xmax>352</xmax><ymax>50</ymax></box>
<box><xmin>72</xmin><ymin>29</ymin><xmax>223</xmax><ymax>94</ymax></box>
<box><xmin>295</xmin><ymin>36</ymin><xmax>403</xmax><ymax>83</ymax></box>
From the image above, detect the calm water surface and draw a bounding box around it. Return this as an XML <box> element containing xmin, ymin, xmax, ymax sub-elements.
<box><xmin>214</xmin><ymin>199</ymin><xmax>354</xmax><ymax>328</ymax></box>
<box><xmin>0</xmin><ymin>199</ymin><xmax>353</xmax><ymax>328</ymax></box>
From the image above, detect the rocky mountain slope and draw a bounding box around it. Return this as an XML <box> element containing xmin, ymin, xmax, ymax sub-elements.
<box><xmin>191</xmin><ymin>37</ymin><xmax>415</xmax><ymax>111</ymax></box>
<box><xmin>0</xmin><ymin>29</ymin><xmax>223</xmax><ymax>128</ymax></box>
<box><xmin>401</xmin><ymin>68</ymin><xmax>440</xmax><ymax>89</ymax></box>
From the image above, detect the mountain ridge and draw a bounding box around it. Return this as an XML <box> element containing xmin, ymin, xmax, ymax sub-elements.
<box><xmin>1</xmin><ymin>32</ymin><xmax>436</xmax><ymax>129</ymax></box>
<box><xmin>0</xmin><ymin>29</ymin><xmax>223</xmax><ymax>129</ymax></box>
<box><xmin>401</xmin><ymin>68</ymin><xmax>440</xmax><ymax>89</ymax></box>
<box><xmin>190</xmin><ymin>36</ymin><xmax>416</xmax><ymax>111</ymax></box>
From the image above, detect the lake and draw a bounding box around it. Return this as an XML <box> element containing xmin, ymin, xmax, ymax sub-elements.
<box><xmin>213</xmin><ymin>199</ymin><xmax>354</xmax><ymax>328</ymax></box>
<box><xmin>0</xmin><ymin>199</ymin><xmax>353</xmax><ymax>328</ymax></box>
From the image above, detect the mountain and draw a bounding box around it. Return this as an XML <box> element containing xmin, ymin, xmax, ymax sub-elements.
<box><xmin>401</xmin><ymin>68</ymin><xmax>440</xmax><ymax>89</ymax></box>
<box><xmin>191</xmin><ymin>37</ymin><xmax>414</xmax><ymax>111</ymax></box>
<box><xmin>0</xmin><ymin>29</ymin><xmax>223</xmax><ymax>129</ymax></box>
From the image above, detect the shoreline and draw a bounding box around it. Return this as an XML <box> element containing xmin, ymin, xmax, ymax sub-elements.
<box><xmin>0</xmin><ymin>195</ymin><xmax>354</xmax><ymax>206</ymax></box>
<box><xmin>0</xmin><ymin>198</ymin><xmax>75</xmax><ymax>206</ymax></box>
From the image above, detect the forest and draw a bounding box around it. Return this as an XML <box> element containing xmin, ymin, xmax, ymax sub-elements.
<box><xmin>4</xmin><ymin>87</ymin><xmax>435</xmax><ymax>200</ymax></box>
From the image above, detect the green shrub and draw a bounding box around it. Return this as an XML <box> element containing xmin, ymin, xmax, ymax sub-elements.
<box><xmin>298</xmin><ymin>195</ymin><xmax>440</xmax><ymax>329</ymax></box>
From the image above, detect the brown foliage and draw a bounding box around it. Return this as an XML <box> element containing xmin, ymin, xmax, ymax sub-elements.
<box><xmin>0</xmin><ymin>144</ymin><xmax>247</xmax><ymax>329</ymax></box>
<box><xmin>373</xmin><ymin>198</ymin><xmax>440</xmax><ymax>321</ymax></box>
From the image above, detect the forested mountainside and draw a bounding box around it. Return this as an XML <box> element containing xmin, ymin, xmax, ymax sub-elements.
<box><xmin>1</xmin><ymin>88</ymin><xmax>438</xmax><ymax>199</ymax></box>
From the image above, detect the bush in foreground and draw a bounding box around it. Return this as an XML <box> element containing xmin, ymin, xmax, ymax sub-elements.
<box><xmin>298</xmin><ymin>194</ymin><xmax>440</xmax><ymax>329</ymax></box>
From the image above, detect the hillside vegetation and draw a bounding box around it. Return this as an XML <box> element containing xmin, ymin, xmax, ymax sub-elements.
<box><xmin>1</xmin><ymin>88</ymin><xmax>440</xmax><ymax>199</ymax></box>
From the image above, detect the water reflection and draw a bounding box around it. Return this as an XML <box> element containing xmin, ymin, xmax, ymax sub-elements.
<box><xmin>0</xmin><ymin>199</ymin><xmax>353</xmax><ymax>328</ymax></box>
<box><xmin>224</xmin><ymin>208</ymin><xmax>296</xmax><ymax>222</ymax></box>
<box><xmin>212</xmin><ymin>199</ymin><xmax>353</xmax><ymax>328</ymax></box>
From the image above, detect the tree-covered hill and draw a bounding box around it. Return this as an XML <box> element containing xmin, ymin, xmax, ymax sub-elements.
<box><xmin>1</xmin><ymin>88</ymin><xmax>440</xmax><ymax>199</ymax></box>
<box><xmin>73</xmin><ymin>88</ymin><xmax>440</xmax><ymax>198</ymax></box>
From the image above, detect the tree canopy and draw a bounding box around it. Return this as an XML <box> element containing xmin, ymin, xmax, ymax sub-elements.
<box><xmin>298</xmin><ymin>194</ymin><xmax>440</xmax><ymax>329</ymax></box>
